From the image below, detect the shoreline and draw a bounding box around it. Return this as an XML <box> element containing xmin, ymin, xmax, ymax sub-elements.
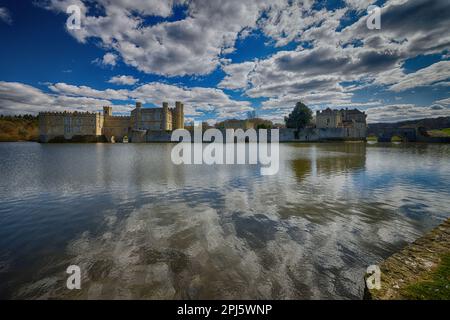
<box><xmin>364</xmin><ymin>218</ymin><xmax>450</xmax><ymax>300</ymax></box>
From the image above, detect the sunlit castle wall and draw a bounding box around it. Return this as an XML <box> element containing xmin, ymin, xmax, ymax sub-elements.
<box><xmin>131</xmin><ymin>101</ymin><xmax>178</xmax><ymax>131</ymax></box>
<box><xmin>102</xmin><ymin>106</ymin><xmax>131</xmax><ymax>142</ymax></box>
<box><xmin>38</xmin><ymin>111</ymin><xmax>103</xmax><ymax>142</ymax></box>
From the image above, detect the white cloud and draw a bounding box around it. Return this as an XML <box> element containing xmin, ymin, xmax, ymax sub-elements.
<box><xmin>41</xmin><ymin>0</ymin><xmax>296</xmax><ymax>76</ymax></box>
<box><xmin>218</xmin><ymin>61</ymin><xmax>255</xmax><ymax>90</ymax></box>
<box><xmin>39</xmin><ymin>0</ymin><xmax>450</xmax><ymax>84</ymax></box>
<box><xmin>129</xmin><ymin>82</ymin><xmax>253</xmax><ymax>119</ymax></box>
<box><xmin>108</xmin><ymin>75</ymin><xmax>139</xmax><ymax>86</ymax></box>
<box><xmin>0</xmin><ymin>81</ymin><xmax>113</xmax><ymax>115</ymax></box>
<box><xmin>387</xmin><ymin>61</ymin><xmax>450</xmax><ymax>92</ymax></box>
<box><xmin>12</xmin><ymin>0</ymin><xmax>450</xmax><ymax>123</ymax></box>
<box><xmin>433</xmin><ymin>97</ymin><xmax>450</xmax><ymax>108</ymax></box>
<box><xmin>0</xmin><ymin>7</ymin><xmax>12</xmax><ymax>25</ymax></box>
<box><xmin>48</xmin><ymin>82</ymin><xmax>129</xmax><ymax>100</ymax></box>
<box><xmin>344</xmin><ymin>0</ymin><xmax>376</xmax><ymax>11</ymax></box>
<box><xmin>216</xmin><ymin>0</ymin><xmax>450</xmax><ymax>122</ymax></box>
<box><xmin>366</xmin><ymin>104</ymin><xmax>450</xmax><ymax>123</ymax></box>
<box><xmin>93</xmin><ymin>53</ymin><xmax>118</xmax><ymax>67</ymax></box>
<box><xmin>0</xmin><ymin>81</ymin><xmax>252</xmax><ymax>120</ymax></box>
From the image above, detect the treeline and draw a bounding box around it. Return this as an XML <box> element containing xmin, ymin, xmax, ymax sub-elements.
<box><xmin>0</xmin><ymin>114</ymin><xmax>38</xmax><ymax>121</ymax></box>
<box><xmin>0</xmin><ymin>114</ymin><xmax>39</xmax><ymax>142</ymax></box>
<box><xmin>368</xmin><ymin>116</ymin><xmax>450</xmax><ymax>132</ymax></box>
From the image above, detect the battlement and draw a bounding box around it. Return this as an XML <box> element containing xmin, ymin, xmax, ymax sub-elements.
<box><xmin>104</xmin><ymin>115</ymin><xmax>131</xmax><ymax>119</ymax></box>
<box><xmin>39</xmin><ymin>111</ymin><xmax>102</xmax><ymax>116</ymax></box>
<box><xmin>39</xmin><ymin>102</ymin><xmax>185</xmax><ymax>142</ymax></box>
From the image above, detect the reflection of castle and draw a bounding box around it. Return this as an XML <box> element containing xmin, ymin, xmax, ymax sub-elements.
<box><xmin>39</xmin><ymin>101</ymin><xmax>184</xmax><ymax>143</ymax></box>
<box><xmin>291</xmin><ymin>143</ymin><xmax>367</xmax><ymax>181</ymax></box>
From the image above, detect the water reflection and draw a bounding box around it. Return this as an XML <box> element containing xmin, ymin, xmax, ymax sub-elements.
<box><xmin>0</xmin><ymin>142</ymin><xmax>449</xmax><ymax>299</ymax></box>
<box><xmin>291</xmin><ymin>143</ymin><xmax>366</xmax><ymax>181</ymax></box>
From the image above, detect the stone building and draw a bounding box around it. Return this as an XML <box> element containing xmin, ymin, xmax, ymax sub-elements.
<box><xmin>38</xmin><ymin>110</ymin><xmax>104</xmax><ymax>142</ymax></box>
<box><xmin>315</xmin><ymin>108</ymin><xmax>343</xmax><ymax>129</ymax></box>
<box><xmin>131</xmin><ymin>101</ymin><xmax>184</xmax><ymax>131</ymax></box>
<box><xmin>277</xmin><ymin>107</ymin><xmax>368</xmax><ymax>141</ymax></box>
<box><xmin>316</xmin><ymin>108</ymin><xmax>367</xmax><ymax>131</ymax></box>
<box><xmin>39</xmin><ymin>101</ymin><xmax>185</xmax><ymax>142</ymax></box>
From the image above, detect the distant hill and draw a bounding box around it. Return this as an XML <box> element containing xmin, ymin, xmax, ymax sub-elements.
<box><xmin>368</xmin><ymin>116</ymin><xmax>450</xmax><ymax>134</ymax></box>
<box><xmin>0</xmin><ymin>115</ymin><xmax>39</xmax><ymax>142</ymax></box>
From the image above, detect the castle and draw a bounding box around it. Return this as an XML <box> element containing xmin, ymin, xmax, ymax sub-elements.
<box><xmin>315</xmin><ymin>108</ymin><xmax>367</xmax><ymax>130</ymax></box>
<box><xmin>279</xmin><ymin>108</ymin><xmax>367</xmax><ymax>141</ymax></box>
<box><xmin>39</xmin><ymin>101</ymin><xmax>184</xmax><ymax>143</ymax></box>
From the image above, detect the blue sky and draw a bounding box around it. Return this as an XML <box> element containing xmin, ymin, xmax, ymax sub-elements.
<box><xmin>0</xmin><ymin>0</ymin><xmax>449</xmax><ymax>123</ymax></box>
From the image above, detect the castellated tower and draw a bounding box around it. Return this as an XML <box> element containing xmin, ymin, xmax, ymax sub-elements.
<box><xmin>162</xmin><ymin>102</ymin><xmax>169</xmax><ymax>131</ymax></box>
<box><xmin>133</xmin><ymin>101</ymin><xmax>142</xmax><ymax>129</ymax></box>
<box><xmin>174</xmin><ymin>101</ymin><xmax>184</xmax><ymax>129</ymax></box>
<box><xmin>103</xmin><ymin>106</ymin><xmax>112</xmax><ymax>116</ymax></box>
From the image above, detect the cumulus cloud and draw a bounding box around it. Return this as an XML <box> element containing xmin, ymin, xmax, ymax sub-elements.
<box><xmin>0</xmin><ymin>7</ymin><xmax>12</xmax><ymax>24</ymax></box>
<box><xmin>219</xmin><ymin>61</ymin><xmax>255</xmax><ymax>90</ymax></box>
<box><xmin>130</xmin><ymin>82</ymin><xmax>253</xmax><ymax>119</ymax></box>
<box><xmin>0</xmin><ymin>81</ymin><xmax>113</xmax><ymax>115</ymax></box>
<box><xmin>108</xmin><ymin>75</ymin><xmax>139</xmax><ymax>86</ymax></box>
<box><xmin>344</xmin><ymin>0</ymin><xmax>375</xmax><ymax>11</ymax></box>
<box><xmin>386</xmin><ymin>61</ymin><xmax>450</xmax><ymax>92</ymax></box>
<box><xmin>366</xmin><ymin>104</ymin><xmax>450</xmax><ymax>123</ymax></box>
<box><xmin>13</xmin><ymin>0</ymin><xmax>450</xmax><ymax>123</ymax></box>
<box><xmin>48</xmin><ymin>82</ymin><xmax>129</xmax><ymax>100</ymax></box>
<box><xmin>41</xmin><ymin>0</ymin><xmax>280</xmax><ymax>76</ymax></box>
<box><xmin>432</xmin><ymin>97</ymin><xmax>450</xmax><ymax>108</ymax></box>
<box><xmin>93</xmin><ymin>53</ymin><xmax>118</xmax><ymax>67</ymax></box>
<box><xmin>0</xmin><ymin>81</ymin><xmax>252</xmax><ymax>120</ymax></box>
<box><xmin>217</xmin><ymin>0</ymin><xmax>450</xmax><ymax>121</ymax></box>
<box><xmin>340</xmin><ymin>0</ymin><xmax>450</xmax><ymax>57</ymax></box>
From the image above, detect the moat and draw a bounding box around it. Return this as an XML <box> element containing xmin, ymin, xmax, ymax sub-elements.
<box><xmin>0</xmin><ymin>142</ymin><xmax>449</xmax><ymax>299</ymax></box>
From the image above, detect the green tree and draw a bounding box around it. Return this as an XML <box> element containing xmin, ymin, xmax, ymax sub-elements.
<box><xmin>284</xmin><ymin>101</ymin><xmax>313</xmax><ymax>130</ymax></box>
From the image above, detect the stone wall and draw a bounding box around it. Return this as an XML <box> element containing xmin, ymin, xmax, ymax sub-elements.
<box><xmin>131</xmin><ymin>101</ymin><xmax>183</xmax><ymax>131</ymax></box>
<box><xmin>39</xmin><ymin>102</ymin><xmax>186</xmax><ymax>143</ymax></box>
<box><xmin>130</xmin><ymin>129</ymin><xmax>146</xmax><ymax>143</ymax></box>
<box><xmin>146</xmin><ymin>130</ymin><xmax>173</xmax><ymax>142</ymax></box>
<box><xmin>39</xmin><ymin>111</ymin><xmax>103</xmax><ymax>142</ymax></box>
<box><xmin>316</xmin><ymin>109</ymin><xmax>342</xmax><ymax>128</ymax></box>
<box><xmin>279</xmin><ymin>127</ymin><xmax>366</xmax><ymax>142</ymax></box>
<box><xmin>103</xmin><ymin>115</ymin><xmax>130</xmax><ymax>142</ymax></box>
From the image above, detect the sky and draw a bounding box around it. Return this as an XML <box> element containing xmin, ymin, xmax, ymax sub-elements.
<box><xmin>0</xmin><ymin>0</ymin><xmax>449</xmax><ymax>124</ymax></box>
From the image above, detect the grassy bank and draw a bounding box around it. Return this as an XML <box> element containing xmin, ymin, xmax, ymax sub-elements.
<box><xmin>365</xmin><ymin>218</ymin><xmax>450</xmax><ymax>300</ymax></box>
<box><xmin>400</xmin><ymin>253</ymin><xmax>450</xmax><ymax>299</ymax></box>
<box><xmin>366</xmin><ymin>135</ymin><xmax>403</xmax><ymax>142</ymax></box>
<box><xmin>428</xmin><ymin>128</ymin><xmax>450</xmax><ymax>137</ymax></box>
<box><xmin>0</xmin><ymin>115</ymin><xmax>39</xmax><ymax>142</ymax></box>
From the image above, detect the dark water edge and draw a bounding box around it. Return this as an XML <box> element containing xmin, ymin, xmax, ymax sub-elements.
<box><xmin>0</xmin><ymin>142</ymin><xmax>449</xmax><ymax>299</ymax></box>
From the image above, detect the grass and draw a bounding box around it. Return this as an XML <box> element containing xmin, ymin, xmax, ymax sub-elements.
<box><xmin>367</xmin><ymin>136</ymin><xmax>403</xmax><ymax>142</ymax></box>
<box><xmin>400</xmin><ymin>253</ymin><xmax>450</xmax><ymax>300</ymax></box>
<box><xmin>428</xmin><ymin>128</ymin><xmax>450</xmax><ymax>137</ymax></box>
<box><xmin>0</xmin><ymin>117</ymin><xmax>39</xmax><ymax>142</ymax></box>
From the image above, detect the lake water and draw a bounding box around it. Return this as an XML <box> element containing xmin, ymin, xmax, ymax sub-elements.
<box><xmin>0</xmin><ymin>142</ymin><xmax>449</xmax><ymax>299</ymax></box>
